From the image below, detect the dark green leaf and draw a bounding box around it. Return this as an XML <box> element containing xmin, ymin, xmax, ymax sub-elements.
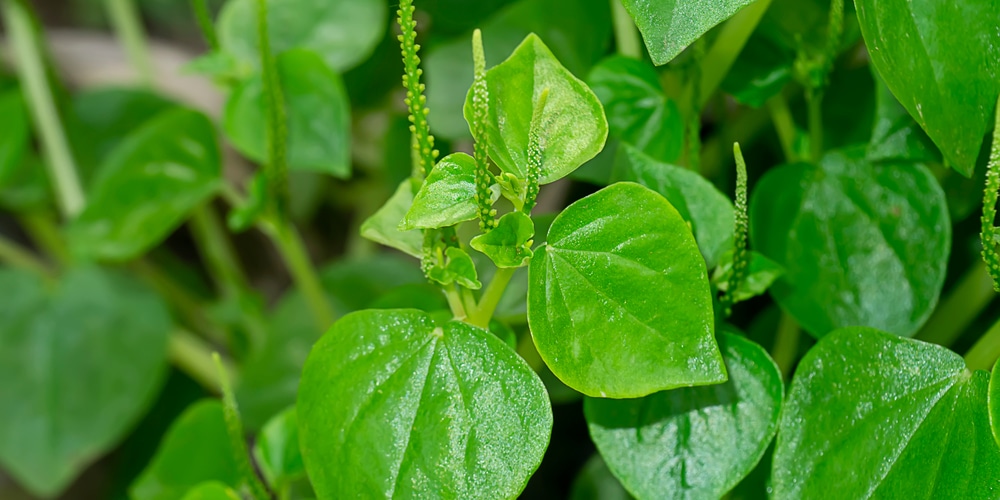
<box><xmin>619</xmin><ymin>0</ymin><xmax>756</xmax><ymax>65</ymax></box>
<box><xmin>402</xmin><ymin>153</ymin><xmax>493</xmax><ymax>230</ymax></box>
<box><xmin>224</xmin><ymin>49</ymin><xmax>351</xmax><ymax>177</ymax></box>
<box><xmin>217</xmin><ymin>0</ymin><xmax>387</xmax><ymax>72</ymax></box>
<box><xmin>585</xmin><ymin>333</ymin><xmax>782</xmax><ymax>499</ymax></box>
<box><xmin>772</xmin><ymin>327</ymin><xmax>1000</xmax><ymax>498</ymax></box>
<box><xmin>569</xmin><ymin>455</ymin><xmax>631</xmax><ymax>500</ymax></box>
<box><xmin>470</xmin><ymin>211</ymin><xmax>535</xmax><ymax>268</ymax></box>
<box><xmin>528</xmin><ymin>182</ymin><xmax>725</xmax><ymax>398</ymax></box>
<box><xmin>425</xmin><ymin>0</ymin><xmax>611</xmax><ymax>139</ymax></box>
<box><xmin>614</xmin><ymin>144</ymin><xmax>734</xmax><ymax>269</ymax></box>
<box><xmin>180</xmin><ymin>482</ymin><xmax>241</xmax><ymax>500</ymax></box>
<box><xmin>712</xmin><ymin>250</ymin><xmax>785</xmax><ymax>303</ymax></box>
<box><xmin>253</xmin><ymin>406</ymin><xmax>304</xmax><ymax>489</ymax></box>
<box><xmin>68</xmin><ymin>108</ymin><xmax>222</xmax><ymax>261</ymax></box>
<box><xmin>586</xmin><ymin>56</ymin><xmax>683</xmax><ymax>163</ymax></box>
<box><xmin>131</xmin><ymin>400</ymin><xmax>241</xmax><ymax>500</ymax></box>
<box><xmin>749</xmin><ymin>148</ymin><xmax>950</xmax><ymax>338</ymax></box>
<box><xmin>720</xmin><ymin>31</ymin><xmax>793</xmax><ymax>108</ymax></box>
<box><xmin>0</xmin><ymin>266</ymin><xmax>171</xmax><ymax>497</ymax></box>
<box><xmin>297</xmin><ymin>309</ymin><xmax>552</xmax><ymax>498</ymax></box>
<box><xmin>360</xmin><ymin>179</ymin><xmax>423</xmax><ymax>258</ymax></box>
<box><xmin>855</xmin><ymin>0</ymin><xmax>1000</xmax><ymax>175</ymax></box>
<box><xmin>867</xmin><ymin>71</ymin><xmax>941</xmax><ymax>164</ymax></box>
<box><xmin>72</xmin><ymin>88</ymin><xmax>177</xmax><ymax>163</ymax></box>
<box><xmin>463</xmin><ymin>33</ymin><xmax>609</xmax><ymax>184</ymax></box>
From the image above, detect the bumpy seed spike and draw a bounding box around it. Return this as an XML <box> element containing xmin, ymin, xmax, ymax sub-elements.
<box><xmin>471</xmin><ymin>29</ymin><xmax>497</xmax><ymax>232</ymax></box>
<box><xmin>397</xmin><ymin>0</ymin><xmax>437</xmax><ymax>181</ymax></box>
<box><xmin>523</xmin><ymin>87</ymin><xmax>550</xmax><ymax>213</ymax></box>
<box><xmin>722</xmin><ymin>142</ymin><xmax>750</xmax><ymax>317</ymax></box>
<box><xmin>981</xmin><ymin>94</ymin><xmax>1000</xmax><ymax>292</ymax></box>
<box><xmin>257</xmin><ymin>0</ymin><xmax>289</xmax><ymax>218</ymax></box>
<box><xmin>213</xmin><ymin>353</ymin><xmax>269</xmax><ymax>499</ymax></box>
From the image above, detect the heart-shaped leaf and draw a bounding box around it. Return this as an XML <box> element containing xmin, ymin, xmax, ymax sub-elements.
<box><xmin>297</xmin><ymin>309</ymin><xmax>552</xmax><ymax>499</ymax></box>
<box><xmin>463</xmin><ymin>33</ymin><xmax>608</xmax><ymax>184</ymax></box>
<box><xmin>224</xmin><ymin>49</ymin><xmax>350</xmax><ymax>178</ymax></box>
<box><xmin>470</xmin><ymin>211</ymin><xmax>535</xmax><ymax>268</ymax></box>
<box><xmin>0</xmin><ymin>266</ymin><xmax>171</xmax><ymax>497</ymax></box>
<box><xmin>585</xmin><ymin>333</ymin><xmax>782</xmax><ymax>499</ymax></box>
<box><xmin>401</xmin><ymin>153</ymin><xmax>492</xmax><ymax>230</ymax></box>
<box><xmin>749</xmin><ymin>147</ymin><xmax>950</xmax><ymax>338</ymax></box>
<box><xmin>68</xmin><ymin>108</ymin><xmax>222</xmax><ymax>261</ymax></box>
<box><xmin>217</xmin><ymin>0</ymin><xmax>387</xmax><ymax>72</ymax></box>
<box><xmin>619</xmin><ymin>0</ymin><xmax>756</xmax><ymax>65</ymax></box>
<box><xmin>854</xmin><ymin>0</ymin><xmax>1000</xmax><ymax>175</ymax></box>
<box><xmin>772</xmin><ymin>327</ymin><xmax>1000</xmax><ymax>497</ymax></box>
<box><xmin>528</xmin><ymin>182</ymin><xmax>725</xmax><ymax>398</ymax></box>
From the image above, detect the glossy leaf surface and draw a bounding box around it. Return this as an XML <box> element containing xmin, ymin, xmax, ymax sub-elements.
<box><xmin>402</xmin><ymin>153</ymin><xmax>488</xmax><ymax>230</ymax></box>
<box><xmin>463</xmin><ymin>33</ymin><xmax>608</xmax><ymax>184</ymax></box>
<box><xmin>68</xmin><ymin>109</ymin><xmax>221</xmax><ymax>261</ymax></box>
<box><xmin>855</xmin><ymin>0</ymin><xmax>1000</xmax><ymax>175</ymax></box>
<box><xmin>528</xmin><ymin>182</ymin><xmax>725</xmax><ymax>398</ymax></box>
<box><xmin>619</xmin><ymin>0</ymin><xmax>756</xmax><ymax>65</ymax></box>
<box><xmin>298</xmin><ymin>309</ymin><xmax>552</xmax><ymax>499</ymax></box>
<box><xmin>586</xmin><ymin>333</ymin><xmax>782</xmax><ymax>499</ymax></box>
<box><xmin>470</xmin><ymin>211</ymin><xmax>535</xmax><ymax>268</ymax></box>
<box><xmin>224</xmin><ymin>49</ymin><xmax>350</xmax><ymax>177</ymax></box>
<box><xmin>0</xmin><ymin>267</ymin><xmax>171</xmax><ymax>497</ymax></box>
<box><xmin>773</xmin><ymin>327</ymin><xmax>1000</xmax><ymax>498</ymax></box>
<box><xmin>749</xmin><ymin>148</ymin><xmax>950</xmax><ymax>338</ymax></box>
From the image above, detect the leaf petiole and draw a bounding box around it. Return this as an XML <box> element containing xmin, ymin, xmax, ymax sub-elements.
<box><xmin>468</xmin><ymin>267</ymin><xmax>516</xmax><ymax>329</ymax></box>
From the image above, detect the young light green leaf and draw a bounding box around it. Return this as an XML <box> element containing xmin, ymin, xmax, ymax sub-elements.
<box><xmin>528</xmin><ymin>182</ymin><xmax>725</xmax><ymax>398</ymax></box>
<box><xmin>131</xmin><ymin>401</ymin><xmax>241</xmax><ymax>500</ymax></box>
<box><xmin>68</xmin><ymin>108</ymin><xmax>222</xmax><ymax>261</ymax></box>
<box><xmin>217</xmin><ymin>0</ymin><xmax>386</xmax><ymax>72</ymax></box>
<box><xmin>401</xmin><ymin>153</ymin><xmax>496</xmax><ymax>230</ymax></box>
<box><xmin>470</xmin><ymin>211</ymin><xmax>535</xmax><ymax>268</ymax></box>
<box><xmin>253</xmin><ymin>406</ymin><xmax>305</xmax><ymax>489</ymax></box>
<box><xmin>297</xmin><ymin>309</ymin><xmax>552</xmax><ymax>499</ymax></box>
<box><xmin>773</xmin><ymin>327</ymin><xmax>1000</xmax><ymax>498</ymax></box>
<box><xmin>585</xmin><ymin>333</ymin><xmax>782</xmax><ymax>500</ymax></box>
<box><xmin>749</xmin><ymin>147</ymin><xmax>950</xmax><ymax>338</ymax></box>
<box><xmin>180</xmin><ymin>482</ymin><xmax>241</xmax><ymax>500</ymax></box>
<box><xmin>463</xmin><ymin>33</ymin><xmax>608</xmax><ymax>184</ymax></box>
<box><xmin>614</xmin><ymin>144</ymin><xmax>734</xmax><ymax>269</ymax></box>
<box><xmin>427</xmin><ymin>246</ymin><xmax>482</xmax><ymax>290</ymax></box>
<box><xmin>586</xmin><ymin>56</ymin><xmax>684</xmax><ymax>163</ymax></box>
<box><xmin>224</xmin><ymin>48</ymin><xmax>351</xmax><ymax>177</ymax></box>
<box><xmin>0</xmin><ymin>267</ymin><xmax>171</xmax><ymax>498</ymax></box>
<box><xmin>712</xmin><ymin>250</ymin><xmax>785</xmax><ymax>303</ymax></box>
<box><xmin>618</xmin><ymin>0</ymin><xmax>756</xmax><ymax>65</ymax></box>
<box><xmin>854</xmin><ymin>0</ymin><xmax>1000</xmax><ymax>175</ymax></box>
<box><xmin>361</xmin><ymin>178</ymin><xmax>423</xmax><ymax>258</ymax></box>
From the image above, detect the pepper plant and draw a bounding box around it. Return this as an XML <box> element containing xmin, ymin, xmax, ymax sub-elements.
<box><xmin>1</xmin><ymin>0</ymin><xmax>1000</xmax><ymax>498</ymax></box>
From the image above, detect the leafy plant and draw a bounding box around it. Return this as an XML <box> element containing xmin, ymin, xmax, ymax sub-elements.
<box><xmin>0</xmin><ymin>0</ymin><xmax>999</xmax><ymax>498</ymax></box>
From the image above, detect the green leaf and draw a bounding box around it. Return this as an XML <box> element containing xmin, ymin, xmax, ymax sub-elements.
<box><xmin>0</xmin><ymin>89</ymin><xmax>30</xmax><ymax>184</ymax></box>
<box><xmin>425</xmin><ymin>0</ymin><xmax>612</xmax><ymax>140</ymax></box>
<box><xmin>217</xmin><ymin>0</ymin><xmax>387</xmax><ymax>72</ymax></box>
<box><xmin>180</xmin><ymin>482</ymin><xmax>241</xmax><ymax>500</ymax></box>
<box><xmin>586</xmin><ymin>56</ymin><xmax>684</xmax><ymax>164</ymax></box>
<box><xmin>614</xmin><ymin>144</ymin><xmax>734</xmax><ymax>269</ymax></box>
<box><xmin>528</xmin><ymin>182</ymin><xmax>725</xmax><ymax>398</ymax></box>
<box><xmin>253</xmin><ymin>406</ymin><xmax>305</xmax><ymax>489</ymax></box>
<box><xmin>570</xmin><ymin>455</ymin><xmax>632</xmax><ymax>500</ymax></box>
<box><xmin>360</xmin><ymin>179</ymin><xmax>423</xmax><ymax>258</ymax></box>
<box><xmin>131</xmin><ymin>400</ymin><xmax>241</xmax><ymax>500</ymax></box>
<box><xmin>749</xmin><ymin>148</ymin><xmax>950</xmax><ymax>338</ymax></box>
<box><xmin>427</xmin><ymin>246</ymin><xmax>482</xmax><ymax>290</ymax></box>
<box><xmin>855</xmin><ymin>0</ymin><xmax>1000</xmax><ymax>175</ymax></box>
<box><xmin>867</xmin><ymin>71</ymin><xmax>940</xmax><ymax>164</ymax></box>
<box><xmin>0</xmin><ymin>266</ymin><xmax>171</xmax><ymax>498</ymax></box>
<box><xmin>619</xmin><ymin>0</ymin><xmax>756</xmax><ymax>65</ymax></box>
<box><xmin>72</xmin><ymin>88</ymin><xmax>178</xmax><ymax>163</ymax></box>
<box><xmin>224</xmin><ymin>48</ymin><xmax>351</xmax><ymax>177</ymax></box>
<box><xmin>68</xmin><ymin>108</ymin><xmax>222</xmax><ymax>261</ymax></box>
<box><xmin>463</xmin><ymin>33</ymin><xmax>609</xmax><ymax>184</ymax></box>
<box><xmin>712</xmin><ymin>250</ymin><xmax>784</xmax><ymax>303</ymax></box>
<box><xmin>470</xmin><ymin>211</ymin><xmax>535</xmax><ymax>268</ymax></box>
<box><xmin>401</xmin><ymin>153</ymin><xmax>495</xmax><ymax>230</ymax></box>
<box><xmin>720</xmin><ymin>31</ymin><xmax>793</xmax><ymax>108</ymax></box>
<box><xmin>772</xmin><ymin>327</ymin><xmax>1000</xmax><ymax>498</ymax></box>
<box><xmin>993</xmin><ymin>360</ymin><xmax>1000</xmax><ymax>447</ymax></box>
<box><xmin>585</xmin><ymin>333</ymin><xmax>782</xmax><ymax>499</ymax></box>
<box><xmin>297</xmin><ymin>309</ymin><xmax>552</xmax><ymax>498</ymax></box>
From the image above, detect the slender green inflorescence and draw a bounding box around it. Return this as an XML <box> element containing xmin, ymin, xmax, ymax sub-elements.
<box><xmin>722</xmin><ymin>143</ymin><xmax>750</xmax><ymax>317</ymax></box>
<box><xmin>213</xmin><ymin>353</ymin><xmax>270</xmax><ymax>500</ymax></box>
<box><xmin>471</xmin><ymin>29</ymin><xmax>497</xmax><ymax>231</ymax></box>
<box><xmin>257</xmin><ymin>0</ymin><xmax>289</xmax><ymax>218</ymax></box>
<box><xmin>523</xmin><ymin>88</ymin><xmax>550</xmax><ymax>214</ymax></box>
<box><xmin>398</xmin><ymin>0</ymin><xmax>438</xmax><ymax>181</ymax></box>
<box><xmin>981</xmin><ymin>95</ymin><xmax>1000</xmax><ymax>292</ymax></box>
<box><xmin>823</xmin><ymin>0</ymin><xmax>845</xmax><ymax>79</ymax></box>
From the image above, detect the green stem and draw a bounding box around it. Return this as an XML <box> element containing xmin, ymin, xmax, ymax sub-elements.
<box><xmin>610</xmin><ymin>0</ymin><xmax>641</xmax><ymax>59</ymax></box>
<box><xmin>916</xmin><ymin>261</ymin><xmax>996</xmax><ymax>347</ymax></box>
<box><xmin>190</xmin><ymin>0</ymin><xmax>219</xmax><ymax>50</ymax></box>
<box><xmin>213</xmin><ymin>353</ymin><xmax>271</xmax><ymax>500</ymax></box>
<box><xmin>0</xmin><ymin>232</ymin><xmax>54</xmax><ymax>278</ymax></box>
<box><xmin>468</xmin><ymin>267</ymin><xmax>515</xmax><ymax>328</ymax></box>
<box><xmin>103</xmin><ymin>0</ymin><xmax>154</xmax><ymax>86</ymax></box>
<box><xmin>767</xmin><ymin>93</ymin><xmax>799</xmax><ymax>163</ymax></box>
<box><xmin>265</xmin><ymin>222</ymin><xmax>335</xmax><ymax>331</ymax></box>
<box><xmin>772</xmin><ymin>312</ymin><xmax>801</xmax><ymax>378</ymax></box>
<box><xmin>3</xmin><ymin>0</ymin><xmax>85</xmax><ymax>218</ymax></box>
<box><xmin>965</xmin><ymin>315</ymin><xmax>1000</xmax><ymax>372</ymax></box>
<box><xmin>133</xmin><ymin>259</ymin><xmax>229</xmax><ymax>344</ymax></box>
<box><xmin>445</xmin><ymin>284</ymin><xmax>468</xmax><ymax>320</ymax></box>
<box><xmin>697</xmin><ymin>0</ymin><xmax>773</xmax><ymax>107</ymax></box>
<box><xmin>807</xmin><ymin>88</ymin><xmax>824</xmax><ymax>163</ymax></box>
<box><xmin>168</xmin><ymin>330</ymin><xmax>228</xmax><ymax>393</ymax></box>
